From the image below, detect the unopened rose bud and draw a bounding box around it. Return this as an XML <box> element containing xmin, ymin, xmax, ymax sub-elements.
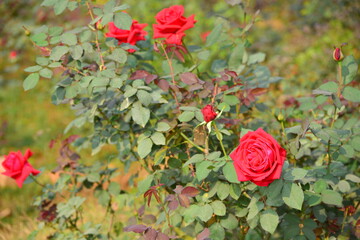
<box><xmin>95</xmin><ymin>21</ymin><xmax>104</xmax><ymax>30</ymax></box>
<box><xmin>333</xmin><ymin>47</ymin><xmax>344</xmax><ymax>61</ymax></box>
<box><xmin>201</xmin><ymin>105</ymin><xmax>217</xmax><ymax>122</ymax></box>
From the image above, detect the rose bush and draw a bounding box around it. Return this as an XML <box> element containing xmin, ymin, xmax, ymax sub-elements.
<box><xmin>3</xmin><ymin>0</ymin><xmax>358</xmax><ymax>239</ymax></box>
<box><xmin>230</xmin><ymin>128</ymin><xmax>286</xmax><ymax>186</ymax></box>
<box><xmin>2</xmin><ymin>149</ymin><xmax>40</xmax><ymax>187</ymax></box>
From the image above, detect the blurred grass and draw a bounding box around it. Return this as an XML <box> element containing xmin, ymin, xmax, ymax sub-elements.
<box><xmin>0</xmin><ymin>0</ymin><xmax>359</xmax><ymax>239</ymax></box>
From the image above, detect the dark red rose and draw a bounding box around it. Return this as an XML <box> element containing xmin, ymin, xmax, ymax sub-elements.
<box><xmin>230</xmin><ymin>128</ymin><xmax>286</xmax><ymax>186</ymax></box>
<box><xmin>153</xmin><ymin>5</ymin><xmax>196</xmax><ymax>45</ymax></box>
<box><xmin>2</xmin><ymin>149</ymin><xmax>40</xmax><ymax>188</ymax></box>
<box><xmin>105</xmin><ymin>20</ymin><xmax>148</xmax><ymax>53</ymax></box>
<box><xmin>333</xmin><ymin>47</ymin><xmax>344</xmax><ymax>61</ymax></box>
<box><xmin>201</xmin><ymin>105</ymin><xmax>217</xmax><ymax>122</ymax></box>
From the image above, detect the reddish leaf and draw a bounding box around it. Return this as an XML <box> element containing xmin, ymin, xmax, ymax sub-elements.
<box><xmin>144</xmin><ymin>228</ymin><xmax>158</xmax><ymax>240</ymax></box>
<box><xmin>123</xmin><ymin>224</ymin><xmax>148</xmax><ymax>233</ymax></box>
<box><xmin>130</xmin><ymin>70</ymin><xmax>158</xmax><ymax>84</ymax></box>
<box><xmin>250</xmin><ymin>88</ymin><xmax>267</xmax><ymax>96</ymax></box>
<box><xmin>180</xmin><ymin>72</ymin><xmax>199</xmax><ymax>85</ymax></box>
<box><xmin>156</xmin><ymin>79</ymin><xmax>170</xmax><ymax>92</ymax></box>
<box><xmin>168</xmin><ymin>199</ymin><xmax>179</xmax><ymax>211</ymax></box>
<box><xmin>189</xmin><ymin>83</ymin><xmax>203</xmax><ymax>92</ymax></box>
<box><xmin>196</xmin><ymin>228</ymin><xmax>210</xmax><ymax>240</ymax></box>
<box><xmin>137</xmin><ymin>205</ymin><xmax>145</xmax><ymax>217</ymax></box>
<box><xmin>48</xmin><ymin>139</ymin><xmax>56</xmax><ymax>149</ymax></box>
<box><xmin>157</xmin><ymin>232</ymin><xmax>170</xmax><ymax>240</ymax></box>
<box><xmin>178</xmin><ymin>194</ymin><xmax>190</xmax><ymax>208</ymax></box>
<box><xmin>224</xmin><ymin>69</ymin><xmax>238</xmax><ymax>79</ymax></box>
<box><xmin>173</xmin><ymin>185</ymin><xmax>184</xmax><ymax>194</ymax></box>
<box><xmin>181</xmin><ymin>186</ymin><xmax>200</xmax><ymax>197</ymax></box>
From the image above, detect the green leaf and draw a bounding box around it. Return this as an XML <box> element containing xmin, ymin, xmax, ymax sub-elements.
<box><xmin>183</xmin><ymin>154</ymin><xmax>204</xmax><ymax>167</ymax></box>
<box><xmin>137</xmin><ymin>138</ymin><xmax>153</xmax><ymax>159</ymax></box>
<box><xmin>209</xmin><ymin>222</ymin><xmax>225</xmax><ymax>240</ymax></box>
<box><xmin>151</xmin><ymin>132</ymin><xmax>165</xmax><ymax>145</ymax></box>
<box><xmin>340</xmin><ymin>144</ymin><xmax>355</xmax><ymax>157</ymax></box>
<box><xmin>54</xmin><ymin>0</ymin><xmax>69</xmax><ymax>15</ymax></box>
<box><xmin>321</xmin><ymin>189</ymin><xmax>342</xmax><ymax>207</ymax></box>
<box><xmin>137</xmin><ymin>90</ymin><xmax>152</xmax><ymax>106</ymax></box>
<box><xmin>345</xmin><ymin>174</ymin><xmax>360</xmax><ymax>183</ymax></box>
<box><xmin>178</xmin><ymin>111</ymin><xmax>195</xmax><ymax>122</ymax></box>
<box><xmin>137</xmin><ymin>175</ymin><xmax>154</xmax><ymax>195</ymax></box>
<box><xmin>96</xmin><ymin>190</ymin><xmax>110</xmax><ymax>207</ymax></box>
<box><xmin>154</xmin><ymin>147</ymin><xmax>167</xmax><ymax>165</ymax></box>
<box><xmin>282</xmin><ymin>182</ymin><xmax>304</xmax><ymax>210</ymax></box>
<box><xmin>156</xmin><ymin>122</ymin><xmax>171</xmax><ymax>132</ymax></box>
<box><xmin>229</xmin><ymin>184</ymin><xmax>241</xmax><ymax>200</ymax></box>
<box><xmin>217</xmin><ymin>182</ymin><xmax>230</xmax><ymax>200</ymax></box>
<box><xmin>283</xmin><ymin>168</ymin><xmax>308</xmax><ymax>181</ymax></box>
<box><xmin>198</xmin><ymin>204</ymin><xmax>213</xmax><ymax>222</ymax></box>
<box><xmin>196</xmin><ymin>161</ymin><xmax>212</xmax><ymax>181</ymax></box>
<box><xmin>223</xmin><ymin>162</ymin><xmax>239</xmax><ymax>183</ymax></box>
<box><xmin>220</xmin><ymin>214</ymin><xmax>238</xmax><ymax>230</ymax></box>
<box><xmin>50</xmin><ymin>46</ymin><xmax>69</xmax><ymax>61</ymax></box>
<box><xmin>248</xmin><ymin>52</ymin><xmax>266</xmax><ymax>65</ymax></box>
<box><xmin>342</xmin><ymin>55</ymin><xmax>358</xmax><ymax>84</ymax></box>
<box><xmin>108</xmin><ymin>48</ymin><xmax>127</xmax><ymax>63</ymax></box>
<box><xmin>337</xmin><ymin>180</ymin><xmax>350</xmax><ymax>193</ymax></box>
<box><xmin>131</xmin><ymin>102</ymin><xmax>150</xmax><ymax>127</ymax></box>
<box><xmin>114</xmin><ymin>12</ymin><xmax>132</xmax><ymax>30</ymax></box>
<box><xmin>39</xmin><ymin>68</ymin><xmax>53</xmax><ymax>79</ymax></box>
<box><xmin>211</xmin><ymin>200</ymin><xmax>226</xmax><ymax>216</ymax></box>
<box><xmin>70</xmin><ymin>45</ymin><xmax>83</xmax><ymax>60</ymax></box>
<box><xmin>313</xmin><ymin>179</ymin><xmax>327</xmax><ymax>193</ymax></box>
<box><xmin>228</xmin><ymin>43</ymin><xmax>245</xmax><ymax>71</ymax></box>
<box><xmin>61</xmin><ymin>32</ymin><xmax>77</xmax><ymax>46</ymax></box>
<box><xmin>104</xmin><ymin>0</ymin><xmax>116</xmax><ymax>13</ymax></box>
<box><xmin>206</xmin><ymin>24</ymin><xmax>222</xmax><ymax>47</ymax></box>
<box><xmin>36</xmin><ymin>57</ymin><xmax>49</xmax><ymax>66</ymax></box>
<box><xmin>41</xmin><ymin>0</ymin><xmax>57</xmax><ymax>6</ymax></box>
<box><xmin>24</xmin><ymin>65</ymin><xmax>43</xmax><ymax>72</ymax></box>
<box><xmin>30</xmin><ymin>33</ymin><xmax>48</xmax><ymax>47</ymax></box>
<box><xmin>247</xmin><ymin>201</ymin><xmax>264</xmax><ymax>220</ymax></box>
<box><xmin>260</xmin><ymin>209</ymin><xmax>279</xmax><ymax>234</ymax></box>
<box><xmin>23</xmin><ymin>73</ymin><xmax>40</xmax><ymax>91</ymax></box>
<box><xmin>87</xmin><ymin>172</ymin><xmax>101</xmax><ymax>182</ymax></box>
<box><xmin>350</xmin><ymin>137</ymin><xmax>360</xmax><ymax>151</ymax></box>
<box><xmin>108</xmin><ymin>182</ymin><xmax>120</xmax><ymax>196</ymax></box>
<box><xmin>342</xmin><ymin>86</ymin><xmax>360</xmax><ymax>102</ymax></box>
<box><xmin>318</xmin><ymin>81</ymin><xmax>338</xmax><ymax>93</ymax></box>
<box><xmin>49</xmin><ymin>26</ymin><xmax>63</xmax><ymax>37</ymax></box>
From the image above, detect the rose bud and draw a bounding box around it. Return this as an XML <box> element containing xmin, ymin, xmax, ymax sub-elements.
<box><xmin>333</xmin><ymin>47</ymin><xmax>344</xmax><ymax>61</ymax></box>
<box><xmin>230</xmin><ymin>128</ymin><xmax>286</xmax><ymax>186</ymax></box>
<box><xmin>201</xmin><ymin>105</ymin><xmax>217</xmax><ymax>122</ymax></box>
<box><xmin>1</xmin><ymin>149</ymin><xmax>40</xmax><ymax>188</ymax></box>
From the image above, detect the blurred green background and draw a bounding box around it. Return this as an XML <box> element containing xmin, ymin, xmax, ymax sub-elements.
<box><xmin>0</xmin><ymin>0</ymin><xmax>359</xmax><ymax>239</ymax></box>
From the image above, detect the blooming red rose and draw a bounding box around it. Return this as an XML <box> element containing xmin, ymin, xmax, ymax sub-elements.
<box><xmin>153</xmin><ymin>5</ymin><xmax>196</xmax><ymax>45</ymax></box>
<box><xmin>201</xmin><ymin>105</ymin><xmax>217</xmax><ymax>122</ymax></box>
<box><xmin>1</xmin><ymin>149</ymin><xmax>40</xmax><ymax>188</ymax></box>
<box><xmin>230</xmin><ymin>128</ymin><xmax>286</xmax><ymax>186</ymax></box>
<box><xmin>105</xmin><ymin>21</ymin><xmax>148</xmax><ymax>53</ymax></box>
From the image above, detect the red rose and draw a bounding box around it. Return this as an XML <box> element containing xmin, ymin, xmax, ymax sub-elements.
<box><xmin>153</xmin><ymin>5</ymin><xmax>196</xmax><ymax>45</ymax></box>
<box><xmin>201</xmin><ymin>105</ymin><xmax>217</xmax><ymax>122</ymax></box>
<box><xmin>230</xmin><ymin>128</ymin><xmax>286</xmax><ymax>186</ymax></box>
<box><xmin>1</xmin><ymin>149</ymin><xmax>40</xmax><ymax>188</ymax></box>
<box><xmin>105</xmin><ymin>21</ymin><xmax>148</xmax><ymax>53</ymax></box>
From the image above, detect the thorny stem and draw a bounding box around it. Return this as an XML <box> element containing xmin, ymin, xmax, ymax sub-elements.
<box><xmin>159</xmin><ymin>42</ymin><xmax>180</xmax><ymax>110</ymax></box>
<box><xmin>327</xmin><ymin>140</ymin><xmax>332</xmax><ymax>173</ymax></box>
<box><xmin>204</xmin><ymin>130</ymin><xmax>209</xmax><ymax>156</ymax></box>
<box><xmin>86</xmin><ymin>1</ymin><xmax>105</xmax><ymax>70</ymax></box>
<box><xmin>337</xmin><ymin>61</ymin><xmax>343</xmax><ymax>98</ymax></box>
<box><xmin>180</xmin><ymin>132</ymin><xmax>205</xmax><ymax>152</ymax></box>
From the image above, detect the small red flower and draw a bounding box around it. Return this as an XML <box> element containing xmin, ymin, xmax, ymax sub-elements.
<box><xmin>153</xmin><ymin>5</ymin><xmax>196</xmax><ymax>45</ymax></box>
<box><xmin>201</xmin><ymin>105</ymin><xmax>217</xmax><ymax>122</ymax></box>
<box><xmin>201</xmin><ymin>31</ymin><xmax>211</xmax><ymax>42</ymax></box>
<box><xmin>105</xmin><ymin>20</ymin><xmax>148</xmax><ymax>53</ymax></box>
<box><xmin>1</xmin><ymin>149</ymin><xmax>40</xmax><ymax>188</ymax></box>
<box><xmin>9</xmin><ymin>51</ymin><xmax>17</xmax><ymax>59</ymax></box>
